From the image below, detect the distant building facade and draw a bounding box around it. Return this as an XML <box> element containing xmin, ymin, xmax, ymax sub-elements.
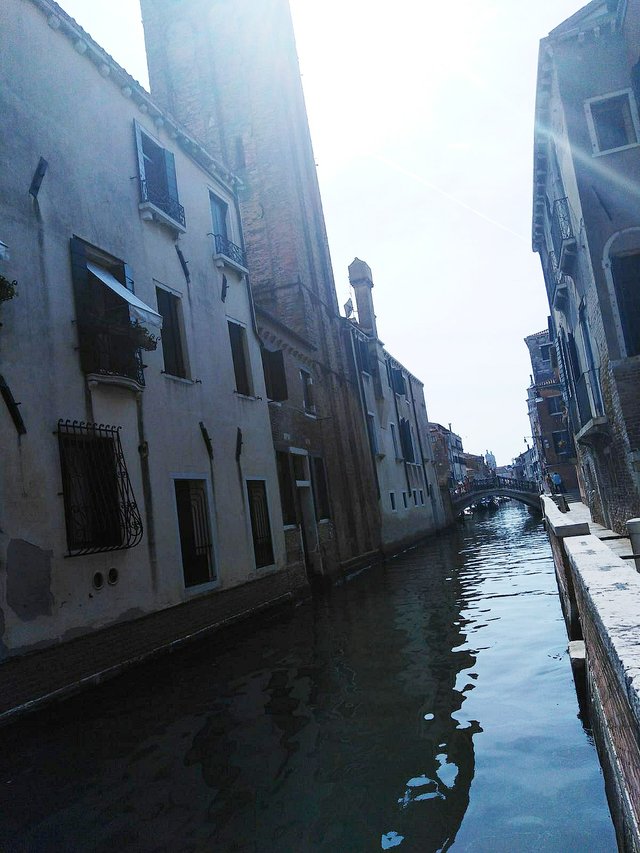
<box><xmin>347</xmin><ymin>259</ymin><xmax>447</xmax><ymax>549</ymax></box>
<box><xmin>533</xmin><ymin>0</ymin><xmax>640</xmax><ymax>531</ymax></box>
<box><xmin>428</xmin><ymin>423</ymin><xmax>467</xmax><ymax>489</ymax></box>
<box><xmin>460</xmin><ymin>452</ymin><xmax>491</xmax><ymax>482</ymax></box>
<box><xmin>524</xmin><ymin>330</ymin><xmax>578</xmax><ymax>491</ymax></box>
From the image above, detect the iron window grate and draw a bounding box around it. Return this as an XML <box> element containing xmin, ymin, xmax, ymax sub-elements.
<box><xmin>57</xmin><ymin>419</ymin><xmax>143</xmax><ymax>556</ymax></box>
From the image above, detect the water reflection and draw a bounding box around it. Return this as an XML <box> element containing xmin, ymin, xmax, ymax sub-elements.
<box><xmin>0</xmin><ymin>505</ymin><xmax>616</xmax><ymax>852</ymax></box>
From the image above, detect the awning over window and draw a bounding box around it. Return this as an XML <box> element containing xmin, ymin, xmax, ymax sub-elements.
<box><xmin>87</xmin><ymin>262</ymin><xmax>163</xmax><ymax>331</ymax></box>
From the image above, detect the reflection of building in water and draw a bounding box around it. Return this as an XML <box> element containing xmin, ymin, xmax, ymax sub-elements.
<box><xmin>169</xmin><ymin>528</ymin><xmax>480</xmax><ymax>850</ymax></box>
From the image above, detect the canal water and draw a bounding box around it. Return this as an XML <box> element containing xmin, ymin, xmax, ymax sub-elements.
<box><xmin>0</xmin><ymin>503</ymin><xmax>616</xmax><ymax>852</ymax></box>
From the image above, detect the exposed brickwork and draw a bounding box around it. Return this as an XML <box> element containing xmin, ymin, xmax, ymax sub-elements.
<box><xmin>140</xmin><ymin>0</ymin><xmax>382</xmax><ymax>577</ymax></box>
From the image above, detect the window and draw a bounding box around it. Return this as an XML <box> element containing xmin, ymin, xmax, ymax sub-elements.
<box><xmin>156</xmin><ymin>287</ymin><xmax>186</xmax><ymax>378</ymax></box>
<box><xmin>552</xmin><ymin>430</ymin><xmax>572</xmax><ymax>457</ymax></box>
<box><xmin>398</xmin><ymin>418</ymin><xmax>415</xmax><ymax>463</ymax></box>
<box><xmin>174</xmin><ymin>478</ymin><xmax>215</xmax><ymax>587</ymax></box>
<box><xmin>210</xmin><ymin>193</ymin><xmax>229</xmax><ymax>241</ymax></box>
<box><xmin>262</xmin><ymin>348</ymin><xmax>288</xmax><ymax>401</ymax></box>
<box><xmin>389</xmin><ymin>365</ymin><xmax>406</xmax><ymax>396</ymax></box>
<box><xmin>355</xmin><ymin>337</ymin><xmax>371</xmax><ymax>373</ymax></box>
<box><xmin>540</xmin><ymin>344</ymin><xmax>551</xmax><ymax>362</ymax></box>
<box><xmin>210</xmin><ymin>192</ymin><xmax>246</xmax><ymax>268</ymax></box>
<box><xmin>419</xmin><ymin>489</ymin><xmax>425</xmax><ymax>506</ymax></box>
<box><xmin>134</xmin><ymin>121</ymin><xmax>185</xmax><ymax>228</ymax></box>
<box><xmin>310</xmin><ymin>456</ymin><xmax>331</xmax><ymax>520</ymax></box>
<box><xmin>390</xmin><ymin>423</ymin><xmax>400</xmax><ymax>459</ymax></box>
<box><xmin>586</xmin><ymin>91</ymin><xmax>640</xmax><ymax>155</ymax></box>
<box><xmin>413</xmin><ymin>489</ymin><xmax>418</xmax><ymax>506</ymax></box>
<box><xmin>247</xmin><ymin>480</ymin><xmax>275</xmax><ymax>568</ymax></box>
<box><xmin>301</xmin><ymin>369</ymin><xmax>315</xmax><ymax>413</ymax></box>
<box><xmin>276</xmin><ymin>452</ymin><xmax>297</xmax><ymax>525</ymax></box>
<box><xmin>57</xmin><ymin>420</ymin><xmax>143</xmax><ymax>556</ymax></box>
<box><xmin>366</xmin><ymin>412</ymin><xmax>378</xmax><ymax>455</ymax></box>
<box><xmin>547</xmin><ymin>395</ymin><xmax>563</xmax><ymax>416</ymax></box>
<box><xmin>611</xmin><ymin>253</ymin><xmax>640</xmax><ymax>357</ymax></box>
<box><xmin>228</xmin><ymin>321</ymin><xmax>252</xmax><ymax>396</ymax></box>
<box><xmin>402</xmin><ymin>492</ymin><xmax>408</xmax><ymax>509</ymax></box>
<box><xmin>390</xmin><ymin>491</ymin><xmax>396</xmax><ymax>511</ymax></box>
<box><xmin>70</xmin><ymin>238</ymin><xmax>162</xmax><ymax>387</ymax></box>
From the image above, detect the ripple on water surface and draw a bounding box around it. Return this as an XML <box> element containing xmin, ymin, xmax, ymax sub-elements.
<box><xmin>0</xmin><ymin>504</ymin><xmax>617</xmax><ymax>852</ymax></box>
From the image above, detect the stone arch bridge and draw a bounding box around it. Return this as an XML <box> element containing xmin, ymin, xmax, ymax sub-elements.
<box><xmin>451</xmin><ymin>476</ymin><xmax>542</xmax><ymax>514</ymax></box>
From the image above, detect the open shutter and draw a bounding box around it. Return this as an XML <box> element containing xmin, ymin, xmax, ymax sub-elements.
<box><xmin>269</xmin><ymin>349</ymin><xmax>288</xmax><ymax>401</ymax></box>
<box><xmin>133</xmin><ymin>121</ymin><xmax>146</xmax><ymax>197</ymax></box>
<box><xmin>163</xmin><ymin>148</ymin><xmax>179</xmax><ymax>210</ymax></box>
<box><xmin>261</xmin><ymin>349</ymin><xmax>288</xmax><ymax>402</ymax></box>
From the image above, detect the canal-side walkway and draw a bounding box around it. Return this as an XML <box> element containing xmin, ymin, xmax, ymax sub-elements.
<box><xmin>543</xmin><ymin>495</ymin><xmax>640</xmax><ymax>851</ymax></box>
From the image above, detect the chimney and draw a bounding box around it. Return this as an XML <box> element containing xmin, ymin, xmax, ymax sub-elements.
<box><xmin>348</xmin><ymin>257</ymin><xmax>377</xmax><ymax>338</ymax></box>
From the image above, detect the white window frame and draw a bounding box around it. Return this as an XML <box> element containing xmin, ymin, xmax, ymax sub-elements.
<box><xmin>584</xmin><ymin>89</ymin><xmax>640</xmax><ymax>156</ymax></box>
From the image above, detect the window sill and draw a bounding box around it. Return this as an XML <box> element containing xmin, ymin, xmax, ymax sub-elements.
<box><xmin>184</xmin><ymin>578</ymin><xmax>221</xmax><ymax>598</ymax></box>
<box><xmin>304</xmin><ymin>410</ymin><xmax>317</xmax><ymax>420</ymax></box>
<box><xmin>162</xmin><ymin>373</ymin><xmax>194</xmax><ymax>385</ymax></box>
<box><xmin>592</xmin><ymin>141</ymin><xmax>640</xmax><ymax>157</ymax></box>
<box><xmin>283</xmin><ymin>523</ymin><xmax>298</xmax><ymax>531</ymax></box>
<box><xmin>234</xmin><ymin>391</ymin><xmax>259</xmax><ymax>401</ymax></box>
<box><xmin>87</xmin><ymin>373</ymin><xmax>144</xmax><ymax>393</ymax></box>
<box><xmin>575</xmin><ymin>416</ymin><xmax>609</xmax><ymax>446</ymax></box>
<box><xmin>213</xmin><ymin>252</ymin><xmax>248</xmax><ymax>275</ymax></box>
<box><xmin>139</xmin><ymin>201</ymin><xmax>186</xmax><ymax>234</ymax></box>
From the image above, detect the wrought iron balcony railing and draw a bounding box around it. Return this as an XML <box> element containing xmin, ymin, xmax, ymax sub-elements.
<box><xmin>139</xmin><ymin>178</ymin><xmax>186</xmax><ymax>228</ymax></box>
<box><xmin>551</xmin><ymin>197</ymin><xmax>576</xmax><ymax>271</ymax></box>
<box><xmin>78</xmin><ymin>321</ymin><xmax>146</xmax><ymax>386</ymax></box>
<box><xmin>213</xmin><ymin>233</ymin><xmax>247</xmax><ymax>269</ymax></box>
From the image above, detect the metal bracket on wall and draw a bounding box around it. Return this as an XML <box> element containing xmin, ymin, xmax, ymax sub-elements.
<box><xmin>0</xmin><ymin>374</ymin><xmax>26</xmax><ymax>435</ymax></box>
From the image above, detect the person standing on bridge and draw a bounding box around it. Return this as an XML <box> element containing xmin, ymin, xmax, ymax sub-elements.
<box><xmin>551</xmin><ymin>471</ymin><xmax>564</xmax><ymax>494</ymax></box>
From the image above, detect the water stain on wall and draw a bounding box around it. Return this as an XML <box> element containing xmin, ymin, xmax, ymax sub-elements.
<box><xmin>6</xmin><ymin>539</ymin><xmax>54</xmax><ymax>621</ymax></box>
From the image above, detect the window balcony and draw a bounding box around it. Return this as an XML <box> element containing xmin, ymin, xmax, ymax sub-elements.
<box><xmin>572</xmin><ymin>368</ymin><xmax>607</xmax><ymax>445</ymax></box>
<box><xmin>139</xmin><ymin>178</ymin><xmax>186</xmax><ymax>230</ymax></box>
<box><xmin>212</xmin><ymin>233</ymin><xmax>248</xmax><ymax>273</ymax></box>
<box><xmin>550</xmin><ymin>197</ymin><xmax>577</xmax><ymax>273</ymax></box>
<box><xmin>79</xmin><ymin>320</ymin><xmax>147</xmax><ymax>388</ymax></box>
<box><xmin>544</xmin><ymin>250</ymin><xmax>570</xmax><ymax>309</ymax></box>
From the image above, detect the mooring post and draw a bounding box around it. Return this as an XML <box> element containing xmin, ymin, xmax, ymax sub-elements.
<box><xmin>626</xmin><ymin>518</ymin><xmax>640</xmax><ymax>573</ymax></box>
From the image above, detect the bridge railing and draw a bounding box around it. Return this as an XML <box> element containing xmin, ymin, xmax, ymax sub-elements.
<box><xmin>450</xmin><ymin>476</ymin><xmax>540</xmax><ymax>502</ymax></box>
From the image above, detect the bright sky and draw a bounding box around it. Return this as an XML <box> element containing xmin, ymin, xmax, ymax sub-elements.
<box><xmin>59</xmin><ymin>0</ymin><xmax>583</xmax><ymax>465</ymax></box>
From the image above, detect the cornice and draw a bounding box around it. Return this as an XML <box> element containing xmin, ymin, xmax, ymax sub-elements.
<box><xmin>29</xmin><ymin>0</ymin><xmax>241</xmax><ymax>195</ymax></box>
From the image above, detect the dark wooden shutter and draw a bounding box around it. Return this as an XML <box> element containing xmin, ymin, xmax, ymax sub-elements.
<box><xmin>133</xmin><ymin>120</ymin><xmax>146</xmax><ymax>195</ymax></box>
<box><xmin>262</xmin><ymin>348</ymin><xmax>288</xmax><ymax>401</ymax></box>
<box><xmin>247</xmin><ymin>480</ymin><xmax>274</xmax><ymax>567</ymax></box>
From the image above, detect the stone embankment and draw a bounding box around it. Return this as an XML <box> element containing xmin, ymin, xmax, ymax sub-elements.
<box><xmin>544</xmin><ymin>495</ymin><xmax>640</xmax><ymax>852</ymax></box>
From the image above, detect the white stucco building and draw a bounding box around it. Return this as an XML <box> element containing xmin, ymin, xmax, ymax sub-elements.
<box><xmin>346</xmin><ymin>259</ymin><xmax>446</xmax><ymax>551</ymax></box>
<box><xmin>0</xmin><ymin>0</ymin><xmax>299</xmax><ymax>663</ymax></box>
